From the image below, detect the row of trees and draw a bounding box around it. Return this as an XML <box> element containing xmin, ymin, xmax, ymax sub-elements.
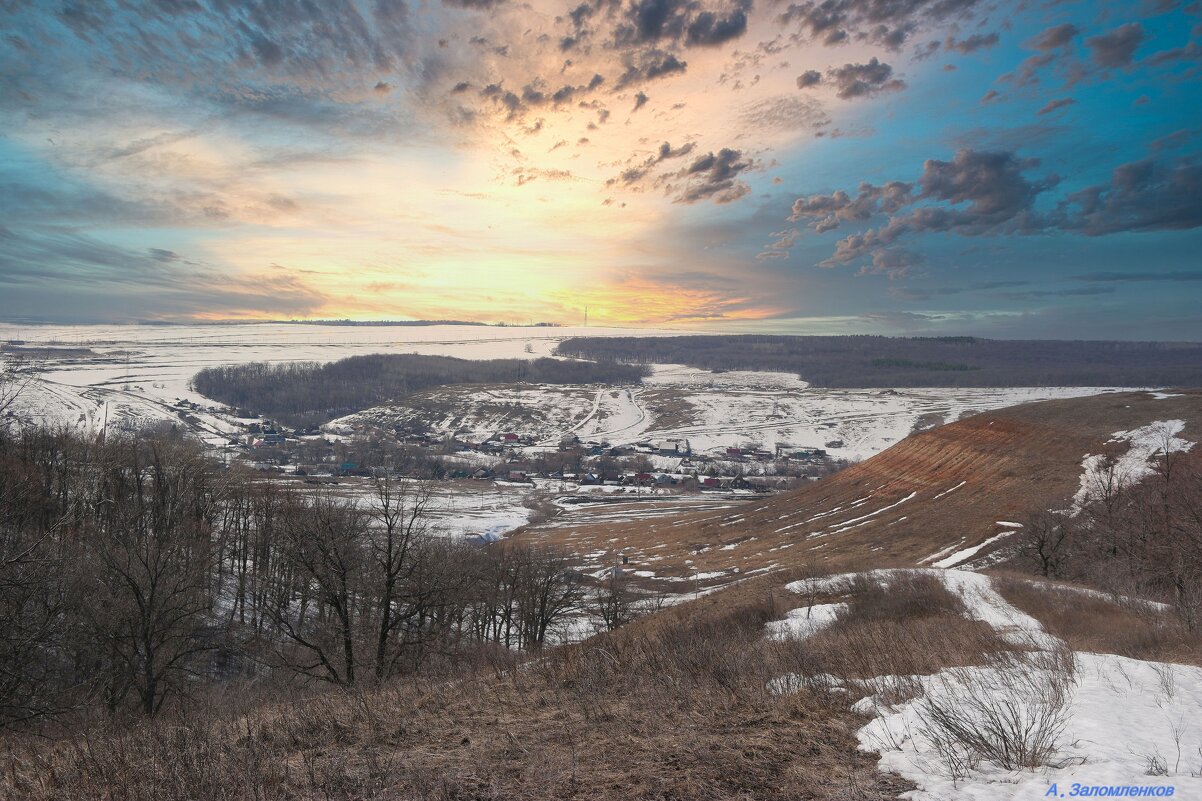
<box><xmin>0</xmin><ymin>426</ymin><xmax>592</xmax><ymax>731</ymax></box>
<box><xmin>555</xmin><ymin>335</ymin><xmax>1202</xmax><ymax>388</ymax></box>
<box><xmin>192</xmin><ymin>354</ymin><xmax>650</xmax><ymax>427</ymax></box>
<box><xmin>1012</xmin><ymin>435</ymin><xmax>1202</xmax><ymax>629</ymax></box>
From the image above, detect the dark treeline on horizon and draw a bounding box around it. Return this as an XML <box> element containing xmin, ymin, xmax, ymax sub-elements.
<box><xmin>193</xmin><ymin>354</ymin><xmax>649</xmax><ymax>427</ymax></box>
<box><xmin>555</xmin><ymin>335</ymin><xmax>1202</xmax><ymax>388</ymax></box>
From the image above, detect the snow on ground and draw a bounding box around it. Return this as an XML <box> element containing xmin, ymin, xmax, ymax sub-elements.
<box><xmin>766</xmin><ymin>602</ymin><xmax>847</xmax><ymax>640</ymax></box>
<box><xmin>1069</xmin><ymin>420</ymin><xmax>1195</xmax><ymax>513</ymax></box>
<box><xmin>325</xmin><ymin>478</ymin><xmax>536</xmax><ymax>541</ymax></box>
<box><xmin>770</xmin><ymin>568</ymin><xmax>1201</xmax><ymax>801</ymax></box>
<box><xmin>860</xmin><ymin>652</ymin><xmax>1201</xmax><ymax>801</ymax></box>
<box><xmin>930</xmin><ymin>532</ymin><xmax>1014</xmax><ymax>569</ymax></box>
<box><xmin>0</xmin><ymin>323</ymin><xmax>673</xmax><ymax>434</ymax></box>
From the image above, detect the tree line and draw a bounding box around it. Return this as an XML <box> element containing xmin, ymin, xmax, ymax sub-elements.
<box><xmin>555</xmin><ymin>335</ymin><xmax>1202</xmax><ymax>388</ymax></box>
<box><xmin>0</xmin><ymin>425</ymin><xmax>597</xmax><ymax>731</ymax></box>
<box><xmin>1011</xmin><ymin>438</ymin><xmax>1202</xmax><ymax>629</ymax></box>
<box><xmin>192</xmin><ymin>354</ymin><xmax>650</xmax><ymax>427</ymax></box>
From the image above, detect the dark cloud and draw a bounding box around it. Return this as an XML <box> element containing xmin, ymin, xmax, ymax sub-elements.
<box><xmin>789</xmin><ymin>180</ymin><xmax>913</xmax><ymax>232</ymax></box>
<box><xmin>685</xmin><ymin>4</ymin><xmax>750</xmax><ymax>47</ymax></box>
<box><xmin>1003</xmin><ymin>23</ymin><xmax>1078</xmax><ymax>86</ymax></box>
<box><xmin>1027</xmin><ymin>23</ymin><xmax>1079</xmax><ymax>51</ymax></box>
<box><xmin>443</xmin><ymin>0</ymin><xmax>507</xmax><ymax>9</ymax></box>
<box><xmin>1086</xmin><ymin>22</ymin><xmax>1144</xmax><ymax>68</ymax></box>
<box><xmin>1037</xmin><ymin>97</ymin><xmax>1075</xmax><ymax>115</ymax></box>
<box><xmin>612</xmin><ymin>0</ymin><xmax>750</xmax><ymax>49</ymax></box>
<box><xmin>786</xmin><ymin>149</ymin><xmax>1202</xmax><ymax>271</ymax></box>
<box><xmin>796</xmin><ymin>69</ymin><xmax>822</xmax><ymax>88</ymax></box>
<box><xmin>615</xmin><ymin>0</ymin><xmax>689</xmax><ymax>45</ymax></box>
<box><xmin>1058</xmin><ymin>157</ymin><xmax>1202</xmax><ymax>235</ymax></box>
<box><xmin>632</xmin><ymin>90</ymin><xmax>649</xmax><ymax>111</ymax></box>
<box><xmin>778</xmin><ymin>0</ymin><xmax>987</xmax><ymax>52</ymax></box>
<box><xmin>944</xmin><ymin>31</ymin><xmax>998</xmax><ymax>54</ymax></box>
<box><xmin>674</xmin><ymin>148</ymin><xmax>753</xmax><ymax>203</ymax></box>
<box><xmin>826</xmin><ymin>58</ymin><xmax>905</xmax><ymax>99</ymax></box>
<box><xmin>606</xmin><ymin>140</ymin><xmax>697</xmax><ymax>188</ymax></box>
<box><xmin>614</xmin><ymin>51</ymin><xmax>688</xmax><ymax>88</ymax></box>
<box><xmin>860</xmin><ymin>247</ymin><xmax>921</xmax><ymax>278</ymax></box>
<box><xmin>789</xmin><ymin>149</ymin><xmax>1058</xmax><ymax>266</ymax></box>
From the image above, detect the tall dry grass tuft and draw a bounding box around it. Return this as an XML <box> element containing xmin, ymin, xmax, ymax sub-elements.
<box><xmin>992</xmin><ymin>573</ymin><xmax>1202</xmax><ymax>666</ymax></box>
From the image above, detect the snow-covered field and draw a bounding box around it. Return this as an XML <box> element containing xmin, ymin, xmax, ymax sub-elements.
<box><xmin>0</xmin><ymin>322</ymin><xmax>673</xmax><ymax>438</ymax></box>
<box><xmin>348</xmin><ymin>363</ymin><xmax>1120</xmax><ymax>462</ymax></box>
<box><xmin>769</xmin><ymin>568</ymin><xmax>1201</xmax><ymax>801</ymax></box>
<box><xmin>4</xmin><ymin>323</ymin><xmax>1121</xmax><ymax>462</ymax></box>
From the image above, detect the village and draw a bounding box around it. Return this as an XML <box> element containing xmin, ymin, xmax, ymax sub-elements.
<box><xmin>186</xmin><ymin>395</ymin><xmax>849</xmax><ymax>496</ymax></box>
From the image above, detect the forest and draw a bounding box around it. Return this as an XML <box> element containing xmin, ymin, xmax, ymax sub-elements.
<box><xmin>0</xmin><ymin>425</ymin><xmax>609</xmax><ymax>730</ymax></box>
<box><xmin>555</xmin><ymin>335</ymin><xmax>1202</xmax><ymax>388</ymax></box>
<box><xmin>192</xmin><ymin>354</ymin><xmax>649</xmax><ymax>427</ymax></box>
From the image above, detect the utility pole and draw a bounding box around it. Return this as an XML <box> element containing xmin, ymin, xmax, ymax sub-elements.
<box><xmin>584</xmin><ymin>306</ymin><xmax>588</xmax><ymax>327</ymax></box>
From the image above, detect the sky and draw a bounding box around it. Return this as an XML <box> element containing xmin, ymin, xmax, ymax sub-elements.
<box><xmin>1</xmin><ymin>0</ymin><xmax>1200</xmax><ymax>338</ymax></box>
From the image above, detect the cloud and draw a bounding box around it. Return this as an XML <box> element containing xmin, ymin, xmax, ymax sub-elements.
<box><xmin>632</xmin><ymin>91</ymin><xmax>649</xmax><ymax>111</ymax></box>
<box><xmin>0</xmin><ymin>225</ymin><xmax>327</xmax><ymax>320</ymax></box>
<box><xmin>685</xmin><ymin>4</ymin><xmax>750</xmax><ymax>47</ymax></box>
<box><xmin>606</xmin><ymin>140</ymin><xmax>697</xmax><ymax>188</ymax></box>
<box><xmin>826</xmin><ymin>58</ymin><xmax>906</xmax><ymax>99</ymax></box>
<box><xmin>860</xmin><ymin>247</ymin><xmax>921</xmax><ymax>278</ymax></box>
<box><xmin>777</xmin><ymin>0</ymin><xmax>987</xmax><ymax>52</ymax></box>
<box><xmin>997</xmin><ymin>286</ymin><xmax>1116</xmax><ymax>300</ymax></box>
<box><xmin>789</xmin><ymin>148</ymin><xmax>1058</xmax><ymax>265</ymax></box>
<box><xmin>1072</xmin><ymin>270</ymin><xmax>1202</xmax><ymax>283</ymax></box>
<box><xmin>944</xmin><ymin>31</ymin><xmax>998</xmax><ymax>54</ymax></box>
<box><xmin>739</xmin><ymin>94</ymin><xmax>830</xmax><ymax>132</ymax></box>
<box><xmin>786</xmin><ymin>149</ymin><xmax>1202</xmax><ymax>271</ymax></box>
<box><xmin>756</xmin><ymin>228</ymin><xmax>798</xmax><ymax>260</ymax></box>
<box><xmin>673</xmin><ymin>148</ymin><xmax>753</xmax><ymax>203</ymax></box>
<box><xmin>614</xmin><ymin>51</ymin><xmax>689</xmax><ymax>88</ymax></box>
<box><xmin>1058</xmin><ymin>157</ymin><xmax>1202</xmax><ymax>235</ymax></box>
<box><xmin>1086</xmin><ymin>22</ymin><xmax>1144</xmax><ymax>68</ymax></box>
<box><xmin>1028</xmin><ymin>23</ymin><xmax>1079</xmax><ymax>51</ymax></box>
<box><xmin>1003</xmin><ymin>23</ymin><xmax>1078</xmax><ymax>86</ymax></box>
<box><xmin>1037</xmin><ymin>97</ymin><xmax>1075</xmax><ymax>115</ymax></box>
<box><xmin>796</xmin><ymin>69</ymin><xmax>822</xmax><ymax>88</ymax></box>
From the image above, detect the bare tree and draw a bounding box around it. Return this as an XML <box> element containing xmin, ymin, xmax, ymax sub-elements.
<box><xmin>1015</xmin><ymin>512</ymin><xmax>1074</xmax><ymax>579</ymax></box>
<box><xmin>0</xmin><ymin>355</ymin><xmax>33</xmax><ymax>429</ymax></box>
<box><xmin>591</xmin><ymin>567</ymin><xmax>638</xmax><ymax>632</ymax></box>
<box><xmin>514</xmin><ymin>547</ymin><xmax>585</xmax><ymax>649</ymax></box>
<box><xmin>268</xmin><ymin>493</ymin><xmax>369</xmax><ymax>686</ymax></box>
<box><xmin>83</xmin><ymin>438</ymin><xmax>222</xmax><ymax>716</ymax></box>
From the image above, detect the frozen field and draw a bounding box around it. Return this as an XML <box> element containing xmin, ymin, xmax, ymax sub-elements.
<box><xmin>3</xmin><ymin>323</ymin><xmax>1121</xmax><ymax>461</ymax></box>
<box><xmin>348</xmin><ymin>362</ymin><xmax>1120</xmax><ymax>462</ymax></box>
<box><xmin>0</xmin><ymin>322</ymin><xmax>673</xmax><ymax>438</ymax></box>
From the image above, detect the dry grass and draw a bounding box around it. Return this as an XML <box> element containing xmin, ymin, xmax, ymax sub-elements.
<box><xmin>769</xmin><ymin>570</ymin><xmax>1012</xmax><ymax>688</ymax></box>
<box><xmin>992</xmin><ymin>573</ymin><xmax>1202</xmax><ymax>666</ymax></box>
<box><xmin>0</xmin><ymin>599</ymin><xmax>911</xmax><ymax>801</ymax></box>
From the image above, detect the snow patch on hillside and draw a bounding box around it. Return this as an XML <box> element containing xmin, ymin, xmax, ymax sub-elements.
<box><xmin>770</xmin><ymin>567</ymin><xmax>1201</xmax><ymax>801</ymax></box>
<box><xmin>1069</xmin><ymin>420</ymin><xmax>1194</xmax><ymax>513</ymax></box>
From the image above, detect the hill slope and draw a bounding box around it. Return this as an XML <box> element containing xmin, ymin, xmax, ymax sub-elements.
<box><xmin>519</xmin><ymin>390</ymin><xmax>1202</xmax><ymax>590</ymax></box>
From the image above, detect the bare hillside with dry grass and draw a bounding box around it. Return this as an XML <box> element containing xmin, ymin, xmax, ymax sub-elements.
<box><xmin>517</xmin><ymin>390</ymin><xmax>1202</xmax><ymax>591</ymax></box>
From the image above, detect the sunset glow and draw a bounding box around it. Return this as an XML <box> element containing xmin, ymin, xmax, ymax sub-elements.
<box><xmin>2</xmin><ymin>1</ymin><xmax>1200</xmax><ymax>336</ymax></box>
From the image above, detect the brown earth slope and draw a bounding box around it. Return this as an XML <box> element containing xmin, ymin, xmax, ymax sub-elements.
<box><xmin>518</xmin><ymin>390</ymin><xmax>1202</xmax><ymax>591</ymax></box>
